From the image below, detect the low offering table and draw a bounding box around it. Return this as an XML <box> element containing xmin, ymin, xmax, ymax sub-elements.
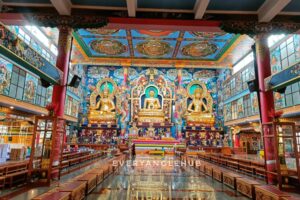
<box><xmin>132</xmin><ymin>138</ymin><xmax>185</xmax><ymax>155</ymax></box>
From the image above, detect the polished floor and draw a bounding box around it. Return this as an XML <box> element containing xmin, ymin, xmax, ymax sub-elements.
<box><xmin>5</xmin><ymin>155</ymin><xmax>251</xmax><ymax>200</ymax></box>
<box><xmin>87</xmin><ymin>155</ymin><xmax>249</xmax><ymax>200</ymax></box>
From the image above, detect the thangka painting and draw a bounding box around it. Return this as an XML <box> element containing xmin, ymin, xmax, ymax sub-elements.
<box><xmin>0</xmin><ymin>57</ymin><xmax>13</xmax><ymax>96</ymax></box>
<box><xmin>274</xmin><ymin>92</ymin><xmax>286</xmax><ymax>110</ymax></box>
<box><xmin>270</xmin><ymin>46</ymin><xmax>282</xmax><ymax>74</ymax></box>
<box><xmin>23</xmin><ymin>73</ymin><xmax>38</xmax><ymax>104</ymax></box>
<box><xmin>250</xmin><ymin>92</ymin><xmax>259</xmax><ymax>114</ymax></box>
<box><xmin>237</xmin><ymin>97</ymin><xmax>244</xmax><ymax>118</ymax></box>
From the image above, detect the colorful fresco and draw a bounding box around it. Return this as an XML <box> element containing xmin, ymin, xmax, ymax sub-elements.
<box><xmin>73</xmin><ymin>29</ymin><xmax>238</xmax><ymax>61</ymax></box>
<box><xmin>250</xmin><ymin>93</ymin><xmax>259</xmax><ymax>114</ymax></box>
<box><xmin>0</xmin><ymin>57</ymin><xmax>13</xmax><ymax>96</ymax></box>
<box><xmin>23</xmin><ymin>73</ymin><xmax>38</xmax><ymax>104</ymax></box>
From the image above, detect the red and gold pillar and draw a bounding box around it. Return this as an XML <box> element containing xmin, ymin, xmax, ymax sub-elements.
<box><xmin>255</xmin><ymin>34</ymin><xmax>276</xmax><ymax>183</ymax></box>
<box><xmin>51</xmin><ymin>26</ymin><xmax>72</xmax><ymax>173</ymax></box>
<box><xmin>52</xmin><ymin>26</ymin><xmax>72</xmax><ymax>116</ymax></box>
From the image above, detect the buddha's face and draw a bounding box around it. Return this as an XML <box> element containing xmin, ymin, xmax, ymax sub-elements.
<box><xmin>103</xmin><ymin>90</ymin><xmax>109</xmax><ymax>97</ymax></box>
<box><xmin>149</xmin><ymin>91</ymin><xmax>155</xmax><ymax>97</ymax></box>
<box><xmin>195</xmin><ymin>90</ymin><xmax>202</xmax><ymax>99</ymax></box>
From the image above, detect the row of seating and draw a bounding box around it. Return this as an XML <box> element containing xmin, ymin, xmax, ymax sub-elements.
<box><xmin>0</xmin><ymin>161</ymin><xmax>28</xmax><ymax>189</ymax></box>
<box><xmin>32</xmin><ymin>154</ymin><xmax>127</xmax><ymax>200</ymax></box>
<box><xmin>198</xmin><ymin>153</ymin><xmax>266</xmax><ymax>179</ymax></box>
<box><xmin>183</xmin><ymin>155</ymin><xmax>298</xmax><ymax>200</ymax></box>
<box><xmin>60</xmin><ymin>151</ymin><xmax>104</xmax><ymax>172</ymax></box>
<box><xmin>62</xmin><ymin>151</ymin><xmax>90</xmax><ymax>160</ymax></box>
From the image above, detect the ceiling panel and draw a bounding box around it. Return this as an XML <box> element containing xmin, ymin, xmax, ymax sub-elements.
<box><xmin>283</xmin><ymin>0</ymin><xmax>300</xmax><ymax>12</ymax></box>
<box><xmin>137</xmin><ymin>0</ymin><xmax>196</xmax><ymax>10</ymax></box>
<box><xmin>208</xmin><ymin>0</ymin><xmax>264</xmax><ymax>11</ymax></box>
<box><xmin>2</xmin><ymin>0</ymin><xmax>50</xmax><ymax>3</ymax></box>
<box><xmin>71</xmin><ymin>0</ymin><xmax>126</xmax><ymax>7</ymax></box>
<box><xmin>74</xmin><ymin>29</ymin><xmax>238</xmax><ymax>61</ymax></box>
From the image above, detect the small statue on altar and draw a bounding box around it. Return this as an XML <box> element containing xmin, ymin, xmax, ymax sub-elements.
<box><xmin>71</xmin><ymin>134</ymin><xmax>77</xmax><ymax>144</ymax></box>
<box><xmin>223</xmin><ymin>135</ymin><xmax>229</xmax><ymax>147</ymax></box>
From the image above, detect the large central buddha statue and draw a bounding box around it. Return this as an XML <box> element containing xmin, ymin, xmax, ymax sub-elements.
<box><xmin>89</xmin><ymin>84</ymin><xmax>116</xmax><ymax>124</ymax></box>
<box><xmin>137</xmin><ymin>90</ymin><xmax>165</xmax><ymax>123</ymax></box>
<box><xmin>186</xmin><ymin>88</ymin><xmax>215</xmax><ymax>126</ymax></box>
<box><xmin>144</xmin><ymin>90</ymin><xmax>161</xmax><ymax>109</ymax></box>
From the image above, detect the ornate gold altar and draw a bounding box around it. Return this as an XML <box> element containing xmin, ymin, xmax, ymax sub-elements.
<box><xmin>88</xmin><ymin>78</ymin><xmax>118</xmax><ymax>124</ymax></box>
<box><xmin>184</xmin><ymin>80</ymin><xmax>215</xmax><ymax>126</ymax></box>
<box><xmin>131</xmin><ymin>69</ymin><xmax>173</xmax><ymax>124</ymax></box>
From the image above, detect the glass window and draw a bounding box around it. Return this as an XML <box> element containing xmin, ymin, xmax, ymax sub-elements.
<box><xmin>9</xmin><ymin>66</ymin><xmax>25</xmax><ymax>100</ymax></box>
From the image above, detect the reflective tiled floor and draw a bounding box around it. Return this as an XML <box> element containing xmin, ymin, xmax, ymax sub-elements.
<box><xmin>87</xmin><ymin>155</ymin><xmax>249</xmax><ymax>200</ymax></box>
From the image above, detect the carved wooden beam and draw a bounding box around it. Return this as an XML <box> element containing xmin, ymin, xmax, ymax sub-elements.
<box><xmin>221</xmin><ymin>20</ymin><xmax>300</xmax><ymax>36</ymax></box>
<box><xmin>24</xmin><ymin>14</ymin><xmax>108</xmax><ymax>29</ymax></box>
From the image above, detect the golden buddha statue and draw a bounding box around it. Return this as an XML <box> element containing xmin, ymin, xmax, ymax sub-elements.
<box><xmin>138</xmin><ymin>90</ymin><xmax>165</xmax><ymax>123</ymax></box>
<box><xmin>89</xmin><ymin>83</ymin><xmax>116</xmax><ymax>124</ymax></box>
<box><xmin>185</xmin><ymin>88</ymin><xmax>215</xmax><ymax>126</ymax></box>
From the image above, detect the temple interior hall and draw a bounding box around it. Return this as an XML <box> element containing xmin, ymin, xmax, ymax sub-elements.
<box><xmin>1</xmin><ymin>0</ymin><xmax>300</xmax><ymax>200</ymax></box>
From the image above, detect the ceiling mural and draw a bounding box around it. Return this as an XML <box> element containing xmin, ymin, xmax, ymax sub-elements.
<box><xmin>72</xmin><ymin>29</ymin><xmax>253</xmax><ymax>68</ymax></box>
<box><xmin>73</xmin><ymin>29</ymin><xmax>238</xmax><ymax>60</ymax></box>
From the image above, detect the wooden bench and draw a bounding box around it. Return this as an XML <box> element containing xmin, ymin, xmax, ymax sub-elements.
<box><xmin>88</xmin><ymin>169</ymin><xmax>104</xmax><ymax>185</ymax></box>
<box><xmin>5</xmin><ymin>162</ymin><xmax>28</xmax><ymax>188</ymax></box>
<box><xmin>32</xmin><ymin>191</ymin><xmax>71</xmax><ymax>200</ymax></box>
<box><xmin>204</xmin><ymin>164</ymin><xmax>213</xmax><ymax>177</ymax></box>
<box><xmin>226</xmin><ymin>160</ymin><xmax>239</xmax><ymax>170</ymax></box>
<box><xmin>223</xmin><ymin>171</ymin><xmax>242</xmax><ymax>189</ymax></box>
<box><xmin>238</xmin><ymin>160</ymin><xmax>253</xmax><ymax>174</ymax></box>
<box><xmin>69</xmin><ymin>158</ymin><xmax>80</xmax><ymax>166</ymax></box>
<box><xmin>212</xmin><ymin>167</ymin><xmax>223</xmax><ymax>182</ymax></box>
<box><xmin>95</xmin><ymin>164</ymin><xmax>110</xmax><ymax>178</ymax></box>
<box><xmin>219</xmin><ymin>158</ymin><xmax>227</xmax><ymax>166</ymax></box>
<box><xmin>0</xmin><ymin>166</ymin><xmax>5</xmax><ymax>189</ymax></box>
<box><xmin>76</xmin><ymin>173</ymin><xmax>97</xmax><ymax>194</ymax></box>
<box><xmin>255</xmin><ymin>185</ymin><xmax>290</xmax><ymax>200</ymax></box>
<box><xmin>58</xmin><ymin>181</ymin><xmax>86</xmax><ymax>200</ymax></box>
<box><xmin>236</xmin><ymin>177</ymin><xmax>261</xmax><ymax>199</ymax></box>
<box><xmin>149</xmin><ymin>150</ymin><xmax>164</xmax><ymax>156</ymax></box>
<box><xmin>199</xmin><ymin>161</ymin><xmax>206</xmax><ymax>173</ymax></box>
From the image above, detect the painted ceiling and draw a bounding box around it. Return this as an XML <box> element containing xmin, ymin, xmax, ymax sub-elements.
<box><xmin>74</xmin><ymin>29</ymin><xmax>238</xmax><ymax>61</ymax></box>
<box><xmin>72</xmin><ymin>29</ymin><xmax>253</xmax><ymax>68</ymax></box>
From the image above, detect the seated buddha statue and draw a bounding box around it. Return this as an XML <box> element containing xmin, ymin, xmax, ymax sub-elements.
<box><xmin>185</xmin><ymin>88</ymin><xmax>215</xmax><ymax>126</ymax></box>
<box><xmin>138</xmin><ymin>90</ymin><xmax>165</xmax><ymax>123</ymax></box>
<box><xmin>89</xmin><ymin>84</ymin><xmax>116</xmax><ymax>124</ymax></box>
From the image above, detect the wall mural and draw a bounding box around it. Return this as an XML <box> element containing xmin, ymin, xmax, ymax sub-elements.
<box><xmin>80</xmin><ymin>66</ymin><xmax>219</xmax><ymax>137</ymax></box>
<box><xmin>0</xmin><ymin>57</ymin><xmax>13</xmax><ymax>96</ymax></box>
<box><xmin>73</xmin><ymin>29</ymin><xmax>237</xmax><ymax>61</ymax></box>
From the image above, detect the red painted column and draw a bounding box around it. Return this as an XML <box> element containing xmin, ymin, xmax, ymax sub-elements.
<box><xmin>255</xmin><ymin>34</ymin><xmax>276</xmax><ymax>183</ymax></box>
<box><xmin>51</xmin><ymin>26</ymin><xmax>72</xmax><ymax>174</ymax></box>
<box><xmin>52</xmin><ymin>26</ymin><xmax>72</xmax><ymax>116</ymax></box>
